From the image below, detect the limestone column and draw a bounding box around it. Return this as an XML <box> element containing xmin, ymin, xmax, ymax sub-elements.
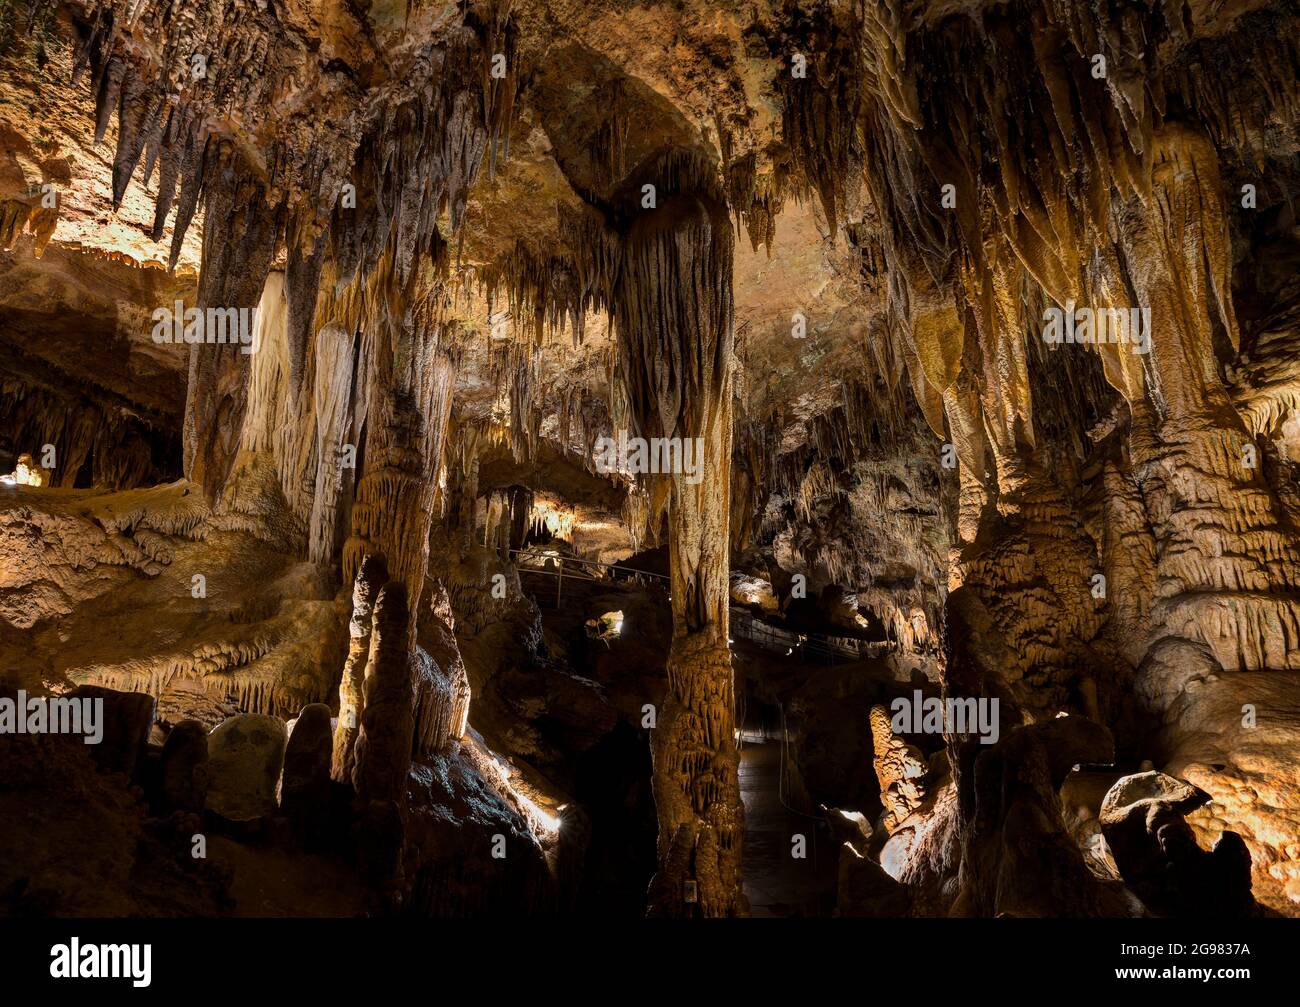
<box><xmin>614</xmin><ymin>191</ymin><xmax>745</xmax><ymax>917</ymax></box>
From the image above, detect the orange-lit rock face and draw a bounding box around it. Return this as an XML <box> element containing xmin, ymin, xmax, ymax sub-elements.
<box><xmin>11</xmin><ymin>451</ymin><xmax>46</xmax><ymax>485</ymax></box>
<box><xmin>0</xmin><ymin>0</ymin><xmax>1298</xmax><ymax>922</ymax></box>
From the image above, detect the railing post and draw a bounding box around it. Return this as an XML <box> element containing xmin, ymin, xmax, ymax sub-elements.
<box><xmin>555</xmin><ymin>560</ymin><xmax>563</xmax><ymax>609</ymax></box>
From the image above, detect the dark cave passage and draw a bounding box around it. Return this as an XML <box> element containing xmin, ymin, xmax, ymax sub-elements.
<box><xmin>739</xmin><ymin>739</ymin><xmax>836</xmax><ymax>917</ymax></box>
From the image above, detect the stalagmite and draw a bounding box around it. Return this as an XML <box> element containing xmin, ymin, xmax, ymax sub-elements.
<box><xmin>332</xmin><ymin>554</ymin><xmax>389</xmax><ymax>784</ymax></box>
<box><xmin>411</xmin><ymin>580</ymin><xmax>472</xmax><ymax>758</ymax></box>
<box><xmin>869</xmin><ymin>704</ymin><xmax>927</xmax><ymax>833</ymax></box>
<box><xmin>352</xmin><ymin>581</ymin><xmax>416</xmax><ymax>899</ymax></box>
<box><xmin>281</xmin><ymin>703</ymin><xmax>334</xmax><ymax>840</ymax></box>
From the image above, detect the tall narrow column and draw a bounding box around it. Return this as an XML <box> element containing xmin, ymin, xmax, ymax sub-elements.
<box><xmin>615</xmin><ymin>192</ymin><xmax>744</xmax><ymax>917</ymax></box>
<box><xmin>340</xmin><ymin>274</ymin><xmax>458</xmax><ymax>636</ymax></box>
<box><xmin>183</xmin><ymin>146</ymin><xmax>279</xmax><ymax>502</ymax></box>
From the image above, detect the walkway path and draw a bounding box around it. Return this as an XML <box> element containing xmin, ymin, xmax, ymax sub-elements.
<box><xmin>739</xmin><ymin>741</ymin><xmax>837</xmax><ymax>917</ymax></box>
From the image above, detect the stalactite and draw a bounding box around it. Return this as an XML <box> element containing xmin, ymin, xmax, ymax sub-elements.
<box><xmin>818</xmin><ymin>0</ymin><xmax>1300</xmax><ymax>904</ymax></box>
<box><xmin>109</xmin><ymin>63</ymin><xmax>158</xmax><ymax>209</ymax></box>
<box><xmin>182</xmin><ymin>141</ymin><xmax>279</xmax><ymax>502</ymax></box>
<box><xmin>58</xmin><ymin>0</ymin><xmax>518</xmax><ymax>534</ymax></box>
<box><xmin>0</xmin><ymin>175</ymin><xmax>58</xmax><ymax>255</ymax></box>
<box><xmin>0</xmin><ymin>376</ymin><xmax>177</xmax><ymax>489</ymax></box>
<box><xmin>65</xmin><ymin>598</ymin><xmax>342</xmax><ymax>723</ymax></box>
<box><xmin>725</xmin><ymin>150</ymin><xmax>784</xmax><ymax>254</ymax></box>
<box><xmin>774</xmin><ymin>0</ymin><xmax>865</xmax><ymax>237</ymax></box>
<box><xmin>478</xmin><ymin>203</ymin><xmax>620</xmax><ymax>348</ymax></box>
<box><xmin>1113</xmin><ymin>127</ymin><xmax>1300</xmax><ymax>686</ymax></box>
<box><xmin>308</xmin><ymin>323</ymin><xmax>355</xmax><ymax>565</ymax></box>
<box><xmin>166</xmin><ymin>120</ymin><xmax>208</xmax><ymax>272</ymax></box>
<box><xmin>505</xmin><ymin>342</ymin><xmax>543</xmax><ymax>463</ymax></box>
<box><xmin>470</xmin><ymin>0</ymin><xmax>517</xmax><ymax>178</ymax></box>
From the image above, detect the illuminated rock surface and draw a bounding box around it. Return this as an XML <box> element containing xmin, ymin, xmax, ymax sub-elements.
<box><xmin>0</xmin><ymin>0</ymin><xmax>1297</xmax><ymax>918</ymax></box>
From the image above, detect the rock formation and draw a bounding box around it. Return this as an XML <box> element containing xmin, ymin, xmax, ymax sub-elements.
<box><xmin>0</xmin><ymin>0</ymin><xmax>1297</xmax><ymax>922</ymax></box>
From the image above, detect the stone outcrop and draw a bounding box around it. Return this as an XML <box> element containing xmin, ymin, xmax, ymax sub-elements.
<box><xmin>1100</xmin><ymin>771</ymin><xmax>1256</xmax><ymax>917</ymax></box>
<box><xmin>159</xmin><ymin>718</ymin><xmax>209</xmax><ymax>814</ymax></box>
<box><xmin>868</xmin><ymin>703</ymin><xmax>929</xmax><ymax>833</ymax></box>
<box><xmin>951</xmin><ymin>716</ymin><xmax>1136</xmax><ymax>917</ymax></box>
<box><xmin>280</xmin><ymin>703</ymin><xmax>334</xmax><ymax>838</ymax></box>
<box><xmin>68</xmin><ymin>684</ymin><xmax>154</xmax><ymax>779</ymax></box>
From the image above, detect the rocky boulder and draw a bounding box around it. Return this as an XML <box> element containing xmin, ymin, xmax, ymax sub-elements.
<box><xmin>280</xmin><ymin>704</ymin><xmax>333</xmax><ymax>836</ymax></box>
<box><xmin>69</xmin><ymin>685</ymin><xmax>155</xmax><ymax>779</ymax></box>
<box><xmin>206</xmin><ymin>714</ymin><xmax>288</xmax><ymax>822</ymax></box>
<box><xmin>159</xmin><ymin>719</ymin><xmax>209</xmax><ymax>813</ymax></box>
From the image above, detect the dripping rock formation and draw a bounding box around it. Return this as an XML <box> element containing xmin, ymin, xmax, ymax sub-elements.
<box><xmin>0</xmin><ymin>0</ymin><xmax>1298</xmax><ymax>930</ymax></box>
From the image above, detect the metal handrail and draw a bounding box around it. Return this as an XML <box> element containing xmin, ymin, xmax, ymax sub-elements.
<box><xmin>509</xmin><ymin>552</ymin><xmax>866</xmax><ymax>666</ymax></box>
<box><xmin>510</xmin><ymin>547</ymin><xmax>668</xmax><ymax>609</ymax></box>
<box><xmin>730</xmin><ymin>609</ymin><xmax>865</xmax><ymax>665</ymax></box>
<box><xmin>509</xmin><ymin>547</ymin><xmax>669</xmax><ymax>585</ymax></box>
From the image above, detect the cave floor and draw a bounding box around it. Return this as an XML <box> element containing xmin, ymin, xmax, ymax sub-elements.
<box><xmin>739</xmin><ymin>742</ymin><xmax>837</xmax><ymax>917</ymax></box>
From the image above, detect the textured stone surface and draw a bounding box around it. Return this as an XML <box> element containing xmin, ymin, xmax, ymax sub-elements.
<box><xmin>206</xmin><ymin>714</ymin><xmax>288</xmax><ymax>822</ymax></box>
<box><xmin>159</xmin><ymin>719</ymin><xmax>209</xmax><ymax>813</ymax></box>
<box><xmin>1101</xmin><ymin>770</ymin><xmax>1257</xmax><ymax>916</ymax></box>
<box><xmin>68</xmin><ymin>684</ymin><xmax>154</xmax><ymax>779</ymax></box>
<box><xmin>279</xmin><ymin>704</ymin><xmax>333</xmax><ymax>832</ymax></box>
